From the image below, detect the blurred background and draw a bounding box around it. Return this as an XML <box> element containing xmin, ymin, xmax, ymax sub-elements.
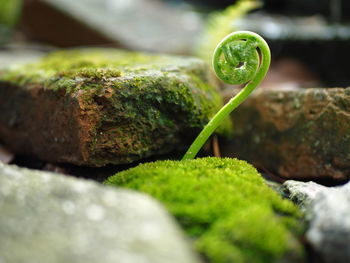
<box><xmin>1</xmin><ymin>0</ymin><xmax>350</xmax><ymax>86</ymax></box>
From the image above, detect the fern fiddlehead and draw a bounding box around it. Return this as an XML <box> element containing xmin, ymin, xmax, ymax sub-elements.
<box><xmin>182</xmin><ymin>31</ymin><xmax>271</xmax><ymax>160</ymax></box>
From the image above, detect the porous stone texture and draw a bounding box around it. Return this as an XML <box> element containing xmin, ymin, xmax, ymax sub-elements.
<box><xmin>0</xmin><ymin>162</ymin><xmax>199</xmax><ymax>263</ymax></box>
<box><xmin>282</xmin><ymin>180</ymin><xmax>326</xmax><ymax>210</ymax></box>
<box><xmin>0</xmin><ymin>48</ymin><xmax>230</xmax><ymax>166</ymax></box>
<box><xmin>222</xmin><ymin>86</ymin><xmax>350</xmax><ymax>181</ymax></box>
<box><xmin>282</xmin><ymin>180</ymin><xmax>350</xmax><ymax>263</ymax></box>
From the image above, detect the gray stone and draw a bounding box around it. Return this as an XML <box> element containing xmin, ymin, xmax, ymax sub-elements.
<box><xmin>282</xmin><ymin>180</ymin><xmax>327</xmax><ymax>210</ymax></box>
<box><xmin>0</xmin><ymin>162</ymin><xmax>199</xmax><ymax>263</ymax></box>
<box><xmin>282</xmin><ymin>180</ymin><xmax>350</xmax><ymax>263</ymax></box>
<box><xmin>0</xmin><ymin>46</ymin><xmax>46</xmax><ymax>69</ymax></box>
<box><xmin>0</xmin><ymin>144</ymin><xmax>14</xmax><ymax>163</ymax></box>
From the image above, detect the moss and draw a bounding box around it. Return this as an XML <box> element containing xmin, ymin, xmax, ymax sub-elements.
<box><xmin>1</xmin><ymin>48</ymin><xmax>215</xmax><ymax>92</ymax></box>
<box><xmin>0</xmin><ymin>49</ymin><xmax>167</xmax><ymax>90</ymax></box>
<box><xmin>105</xmin><ymin>157</ymin><xmax>304</xmax><ymax>262</ymax></box>
<box><xmin>0</xmin><ymin>49</ymin><xmax>232</xmax><ymax>165</ymax></box>
<box><xmin>0</xmin><ymin>0</ymin><xmax>21</xmax><ymax>26</ymax></box>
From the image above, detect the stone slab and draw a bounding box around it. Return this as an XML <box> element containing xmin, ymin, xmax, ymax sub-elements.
<box><xmin>222</xmin><ymin>87</ymin><xmax>350</xmax><ymax>181</ymax></box>
<box><xmin>282</xmin><ymin>180</ymin><xmax>350</xmax><ymax>263</ymax></box>
<box><xmin>0</xmin><ymin>162</ymin><xmax>199</xmax><ymax>263</ymax></box>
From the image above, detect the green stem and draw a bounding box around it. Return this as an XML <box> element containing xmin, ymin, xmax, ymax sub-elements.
<box><xmin>182</xmin><ymin>31</ymin><xmax>270</xmax><ymax>160</ymax></box>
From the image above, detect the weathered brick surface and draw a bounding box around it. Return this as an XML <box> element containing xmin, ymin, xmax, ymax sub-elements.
<box><xmin>222</xmin><ymin>87</ymin><xmax>350</xmax><ymax>181</ymax></box>
<box><xmin>0</xmin><ymin>49</ymin><xmax>230</xmax><ymax>166</ymax></box>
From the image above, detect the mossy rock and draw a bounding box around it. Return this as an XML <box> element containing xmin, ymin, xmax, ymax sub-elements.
<box><xmin>105</xmin><ymin>157</ymin><xmax>305</xmax><ymax>263</ymax></box>
<box><xmin>0</xmin><ymin>49</ymin><xmax>231</xmax><ymax>166</ymax></box>
<box><xmin>221</xmin><ymin>86</ymin><xmax>350</xmax><ymax>181</ymax></box>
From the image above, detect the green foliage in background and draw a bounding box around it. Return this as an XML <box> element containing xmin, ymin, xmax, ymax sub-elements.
<box><xmin>0</xmin><ymin>0</ymin><xmax>22</xmax><ymax>26</ymax></box>
<box><xmin>195</xmin><ymin>0</ymin><xmax>261</xmax><ymax>62</ymax></box>
<box><xmin>0</xmin><ymin>0</ymin><xmax>22</xmax><ymax>44</ymax></box>
<box><xmin>105</xmin><ymin>157</ymin><xmax>304</xmax><ymax>263</ymax></box>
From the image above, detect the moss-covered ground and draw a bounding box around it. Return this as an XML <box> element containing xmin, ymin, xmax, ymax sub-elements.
<box><xmin>105</xmin><ymin>157</ymin><xmax>304</xmax><ymax>263</ymax></box>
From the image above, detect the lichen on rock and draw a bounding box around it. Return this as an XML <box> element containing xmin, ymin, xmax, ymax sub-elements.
<box><xmin>105</xmin><ymin>157</ymin><xmax>305</xmax><ymax>263</ymax></box>
<box><xmin>0</xmin><ymin>49</ymin><xmax>231</xmax><ymax>166</ymax></box>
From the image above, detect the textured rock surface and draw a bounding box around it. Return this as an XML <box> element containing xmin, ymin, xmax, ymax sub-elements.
<box><xmin>282</xmin><ymin>180</ymin><xmax>326</xmax><ymax>210</ymax></box>
<box><xmin>282</xmin><ymin>180</ymin><xmax>350</xmax><ymax>263</ymax></box>
<box><xmin>222</xmin><ymin>86</ymin><xmax>350</xmax><ymax>181</ymax></box>
<box><xmin>0</xmin><ymin>162</ymin><xmax>199</xmax><ymax>263</ymax></box>
<box><xmin>0</xmin><ymin>48</ymin><xmax>230</xmax><ymax>166</ymax></box>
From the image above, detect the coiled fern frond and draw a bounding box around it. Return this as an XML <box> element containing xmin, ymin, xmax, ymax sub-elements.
<box><xmin>183</xmin><ymin>31</ymin><xmax>270</xmax><ymax>160</ymax></box>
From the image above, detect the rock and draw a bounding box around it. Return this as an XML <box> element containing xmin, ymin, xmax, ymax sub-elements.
<box><xmin>21</xmin><ymin>0</ymin><xmax>202</xmax><ymax>54</ymax></box>
<box><xmin>0</xmin><ymin>144</ymin><xmax>14</xmax><ymax>164</ymax></box>
<box><xmin>0</xmin><ymin>162</ymin><xmax>200</xmax><ymax>263</ymax></box>
<box><xmin>0</xmin><ymin>48</ymin><xmax>231</xmax><ymax>166</ymax></box>
<box><xmin>282</xmin><ymin>180</ymin><xmax>326</xmax><ymax>210</ymax></box>
<box><xmin>221</xmin><ymin>86</ymin><xmax>350</xmax><ymax>181</ymax></box>
<box><xmin>282</xmin><ymin>180</ymin><xmax>350</xmax><ymax>263</ymax></box>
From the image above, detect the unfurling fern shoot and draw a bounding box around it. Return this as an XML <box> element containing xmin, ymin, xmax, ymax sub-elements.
<box><xmin>182</xmin><ymin>31</ymin><xmax>271</xmax><ymax>160</ymax></box>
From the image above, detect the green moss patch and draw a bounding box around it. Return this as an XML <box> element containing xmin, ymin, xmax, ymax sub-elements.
<box><xmin>1</xmin><ymin>48</ymin><xmax>217</xmax><ymax>93</ymax></box>
<box><xmin>105</xmin><ymin>157</ymin><xmax>304</xmax><ymax>262</ymax></box>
